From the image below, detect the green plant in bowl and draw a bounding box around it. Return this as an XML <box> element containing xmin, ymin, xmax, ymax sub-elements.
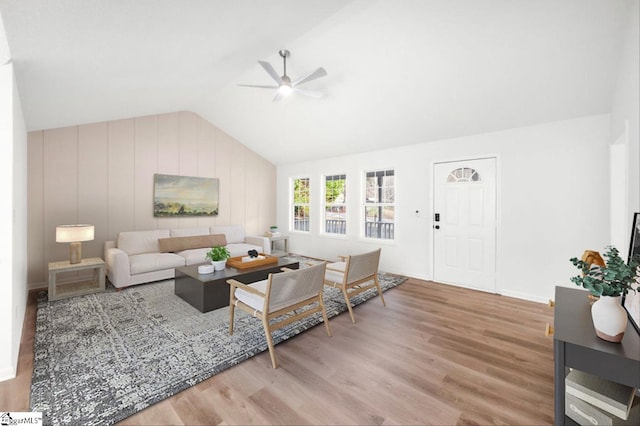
<box><xmin>205</xmin><ymin>246</ymin><xmax>231</xmax><ymax>262</ymax></box>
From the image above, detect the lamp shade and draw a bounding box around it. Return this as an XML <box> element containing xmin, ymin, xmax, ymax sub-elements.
<box><xmin>56</xmin><ymin>224</ymin><xmax>95</xmax><ymax>243</ymax></box>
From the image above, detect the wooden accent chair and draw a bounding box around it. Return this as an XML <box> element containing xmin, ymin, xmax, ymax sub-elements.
<box><xmin>324</xmin><ymin>248</ymin><xmax>385</xmax><ymax>324</ymax></box>
<box><xmin>227</xmin><ymin>262</ymin><xmax>332</xmax><ymax>369</ymax></box>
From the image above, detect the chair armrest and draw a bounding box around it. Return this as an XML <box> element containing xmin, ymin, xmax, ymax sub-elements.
<box><xmin>326</xmin><ymin>261</ymin><xmax>346</xmax><ymax>272</ymax></box>
<box><xmin>246</xmin><ymin>235</ymin><xmax>271</xmax><ymax>255</ymax></box>
<box><xmin>227</xmin><ymin>279</ymin><xmax>266</xmax><ymax>296</ymax></box>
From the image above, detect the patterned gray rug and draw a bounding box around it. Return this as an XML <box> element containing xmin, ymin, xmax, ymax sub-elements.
<box><xmin>30</xmin><ymin>257</ymin><xmax>406</xmax><ymax>425</ymax></box>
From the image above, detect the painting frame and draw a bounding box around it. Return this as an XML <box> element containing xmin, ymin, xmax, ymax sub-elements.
<box><xmin>623</xmin><ymin>212</ymin><xmax>640</xmax><ymax>335</ymax></box>
<box><xmin>153</xmin><ymin>173</ymin><xmax>219</xmax><ymax>217</ymax></box>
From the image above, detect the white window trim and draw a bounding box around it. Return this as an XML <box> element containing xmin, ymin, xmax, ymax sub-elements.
<box><xmin>290</xmin><ymin>176</ymin><xmax>311</xmax><ymax>234</ymax></box>
<box><xmin>361</xmin><ymin>168</ymin><xmax>396</xmax><ymax>241</ymax></box>
<box><xmin>322</xmin><ymin>173</ymin><xmax>348</xmax><ymax>236</ymax></box>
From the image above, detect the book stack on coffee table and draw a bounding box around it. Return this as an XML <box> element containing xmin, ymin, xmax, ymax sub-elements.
<box><xmin>565</xmin><ymin>369</ymin><xmax>639</xmax><ymax>425</ymax></box>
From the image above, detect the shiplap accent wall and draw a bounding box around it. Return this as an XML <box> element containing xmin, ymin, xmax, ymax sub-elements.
<box><xmin>27</xmin><ymin>111</ymin><xmax>276</xmax><ymax>288</ymax></box>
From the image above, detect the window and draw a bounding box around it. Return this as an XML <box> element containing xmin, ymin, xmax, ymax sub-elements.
<box><xmin>323</xmin><ymin>174</ymin><xmax>347</xmax><ymax>235</ymax></box>
<box><xmin>447</xmin><ymin>167</ymin><xmax>480</xmax><ymax>183</ymax></box>
<box><xmin>364</xmin><ymin>169</ymin><xmax>394</xmax><ymax>239</ymax></box>
<box><xmin>292</xmin><ymin>177</ymin><xmax>310</xmax><ymax>232</ymax></box>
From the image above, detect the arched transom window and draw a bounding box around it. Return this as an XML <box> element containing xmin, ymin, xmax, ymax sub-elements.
<box><xmin>447</xmin><ymin>167</ymin><xmax>481</xmax><ymax>183</ymax></box>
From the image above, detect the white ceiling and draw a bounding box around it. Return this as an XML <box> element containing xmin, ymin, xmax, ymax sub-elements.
<box><xmin>0</xmin><ymin>0</ymin><xmax>634</xmax><ymax>165</ymax></box>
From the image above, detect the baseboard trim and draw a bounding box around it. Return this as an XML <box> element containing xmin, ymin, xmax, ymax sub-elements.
<box><xmin>499</xmin><ymin>289</ymin><xmax>548</xmax><ymax>304</ymax></box>
<box><xmin>29</xmin><ymin>281</ymin><xmax>46</xmax><ymax>291</ymax></box>
<box><xmin>393</xmin><ymin>271</ymin><xmax>430</xmax><ymax>281</ymax></box>
<box><xmin>0</xmin><ymin>365</ymin><xmax>17</xmax><ymax>382</ymax></box>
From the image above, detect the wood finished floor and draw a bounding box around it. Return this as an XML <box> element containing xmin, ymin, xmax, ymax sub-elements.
<box><xmin>0</xmin><ymin>278</ymin><xmax>555</xmax><ymax>425</ymax></box>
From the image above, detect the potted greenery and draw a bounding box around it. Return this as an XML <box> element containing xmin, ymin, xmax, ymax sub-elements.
<box><xmin>570</xmin><ymin>246</ymin><xmax>639</xmax><ymax>342</ymax></box>
<box><xmin>206</xmin><ymin>246</ymin><xmax>231</xmax><ymax>271</ymax></box>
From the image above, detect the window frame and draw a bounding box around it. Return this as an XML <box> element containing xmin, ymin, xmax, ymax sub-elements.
<box><xmin>290</xmin><ymin>176</ymin><xmax>311</xmax><ymax>233</ymax></box>
<box><xmin>362</xmin><ymin>169</ymin><xmax>395</xmax><ymax>241</ymax></box>
<box><xmin>322</xmin><ymin>173</ymin><xmax>348</xmax><ymax>236</ymax></box>
<box><xmin>447</xmin><ymin>167</ymin><xmax>481</xmax><ymax>183</ymax></box>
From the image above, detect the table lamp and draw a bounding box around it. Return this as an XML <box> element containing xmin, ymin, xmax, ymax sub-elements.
<box><xmin>56</xmin><ymin>224</ymin><xmax>94</xmax><ymax>264</ymax></box>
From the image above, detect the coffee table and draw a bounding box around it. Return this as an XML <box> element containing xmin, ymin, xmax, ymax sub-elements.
<box><xmin>174</xmin><ymin>257</ymin><xmax>300</xmax><ymax>313</ymax></box>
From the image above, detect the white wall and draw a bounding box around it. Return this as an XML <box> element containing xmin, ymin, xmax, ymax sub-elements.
<box><xmin>611</xmin><ymin>0</ymin><xmax>640</xmax><ymax>248</ymax></box>
<box><xmin>0</xmin><ymin>62</ymin><xmax>28</xmax><ymax>381</ymax></box>
<box><xmin>610</xmin><ymin>142</ymin><xmax>628</xmax><ymax>252</ymax></box>
<box><xmin>27</xmin><ymin>111</ymin><xmax>276</xmax><ymax>288</ymax></box>
<box><xmin>277</xmin><ymin>114</ymin><xmax>611</xmax><ymax>303</ymax></box>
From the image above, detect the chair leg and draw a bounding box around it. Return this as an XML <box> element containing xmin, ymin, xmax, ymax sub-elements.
<box><xmin>342</xmin><ymin>286</ymin><xmax>356</xmax><ymax>324</ymax></box>
<box><xmin>229</xmin><ymin>303</ymin><xmax>235</xmax><ymax>335</ymax></box>
<box><xmin>374</xmin><ymin>275</ymin><xmax>386</xmax><ymax>307</ymax></box>
<box><xmin>262</xmin><ymin>317</ymin><xmax>278</xmax><ymax>369</ymax></box>
<box><xmin>318</xmin><ymin>296</ymin><xmax>332</xmax><ymax>337</ymax></box>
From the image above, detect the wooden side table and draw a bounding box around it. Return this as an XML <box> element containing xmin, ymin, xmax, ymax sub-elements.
<box><xmin>269</xmin><ymin>235</ymin><xmax>289</xmax><ymax>257</ymax></box>
<box><xmin>48</xmin><ymin>257</ymin><xmax>106</xmax><ymax>301</ymax></box>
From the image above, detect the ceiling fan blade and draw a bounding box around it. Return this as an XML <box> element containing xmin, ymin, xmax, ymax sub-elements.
<box><xmin>272</xmin><ymin>91</ymin><xmax>285</xmax><ymax>102</ymax></box>
<box><xmin>258</xmin><ymin>60</ymin><xmax>283</xmax><ymax>84</ymax></box>
<box><xmin>292</xmin><ymin>67</ymin><xmax>327</xmax><ymax>87</ymax></box>
<box><xmin>292</xmin><ymin>87</ymin><xmax>324</xmax><ymax>99</ymax></box>
<box><xmin>237</xmin><ymin>84</ymin><xmax>279</xmax><ymax>89</ymax></box>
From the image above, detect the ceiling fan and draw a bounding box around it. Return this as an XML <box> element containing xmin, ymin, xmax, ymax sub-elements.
<box><xmin>238</xmin><ymin>49</ymin><xmax>327</xmax><ymax>102</ymax></box>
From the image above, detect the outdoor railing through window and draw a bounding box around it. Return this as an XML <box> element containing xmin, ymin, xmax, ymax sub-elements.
<box><xmin>294</xmin><ymin>218</ymin><xmax>310</xmax><ymax>232</ymax></box>
<box><xmin>293</xmin><ymin>219</ymin><xmax>394</xmax><ymax>238</ymax></box>
<box><xmin>365</xmin><ymin>221</ymin><xmax>394</xmax><ymax>239</ymax></box>
<box><xmin>325</xmin><ymin>219</ymin><xmax>346</xmax><ymax>234</ymax></box>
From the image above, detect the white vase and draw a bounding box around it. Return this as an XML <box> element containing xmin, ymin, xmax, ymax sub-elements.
<box><xmin>211</xmin><ymin>260</ymin><xmax>227</xmax><ymax>271</ymax></box>
<box><xmin>591</xmin><ymin>295</ymin><xmax>627</xmax><ymax>343</ymax></box>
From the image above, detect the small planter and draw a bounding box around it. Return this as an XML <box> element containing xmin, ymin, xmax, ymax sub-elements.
<box><xmin>211</xmin><ymin>260</ymin><xmax>227</xmax><ymax>271</ymax></box>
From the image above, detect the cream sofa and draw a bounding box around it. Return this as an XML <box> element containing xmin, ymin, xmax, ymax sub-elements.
<box><xmin>104</xmin><ymin>224</ymin><xmax>270</xmax><ymax>288</ymax></box>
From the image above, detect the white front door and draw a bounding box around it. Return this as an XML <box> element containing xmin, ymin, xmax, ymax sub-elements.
<box><xmin>433</xmin><ymin>158</ymin><xmax>497</xmax><ymax>292</ymax></box>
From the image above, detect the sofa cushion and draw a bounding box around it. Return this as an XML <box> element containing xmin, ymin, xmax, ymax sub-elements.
<box><xmin>234</xmin><ymin>279</ymin><xmax>268</xmax><ymax>312</ymax></box>
<box><xmin>170</xmin><ymin>227</ymin><xmax>210</xmax><ymax>237</ymax></box>
<box><xmin>158</xmin><ymin>234</ymin><xmax>227</xmax><ymax>253</ymax></box>
<box><xmin>227</xmin><ymin>243</ymin><xmax>263</xmax><ymax>258</ymax></box>
<box><xmin>177</xmin><ymin>248</ymin><xmax>211</xmax><ymax>266</ymax></box>
<box><xmin>129</xmin><ymin>253</ymin><xmax>185</xmax><ymax>275</ymax></box>
<box><xmin>118</xmin><ymin>229</ymin><xmax>170</xmax><ymax>255</ymax></box>
<box><xmin>324</xmin><ymin>267</ymin><xmax>346</xmax><ymax>286</ymax></box>
<box><xmin>211</xmin><ymin>224</ymin><xmax>245</xmax><ymax>244</ymax></box>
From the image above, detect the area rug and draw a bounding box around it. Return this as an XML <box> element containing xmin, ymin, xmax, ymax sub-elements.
<box><xmin>30</xmin><ymin>258</ymin><xmax>406</xmax><ymax>425</ymax></box>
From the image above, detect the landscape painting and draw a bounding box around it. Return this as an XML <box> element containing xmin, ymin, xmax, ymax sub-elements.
<box><xmin>153</xmin><ymin>174</ymin><xmax>219</xmax><ymax>217</ymax></box>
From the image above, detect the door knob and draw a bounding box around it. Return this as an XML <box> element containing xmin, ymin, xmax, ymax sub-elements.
<box><xmin>434</xmin><ymin>225</ymin><xmax>440</xmax><ymax>230</ymax></box>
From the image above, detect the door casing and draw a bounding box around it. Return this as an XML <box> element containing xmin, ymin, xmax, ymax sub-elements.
<box><xmin>430</xmin><ymin>155</ymin><xmax>501</xmax><ymax>293</ymax></box>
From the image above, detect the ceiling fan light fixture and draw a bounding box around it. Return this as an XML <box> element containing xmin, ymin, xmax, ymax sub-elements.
<box><xmin>278</xmin><ymin>84</ymin><xmax>293</xmax><ymax>97</ymax></box>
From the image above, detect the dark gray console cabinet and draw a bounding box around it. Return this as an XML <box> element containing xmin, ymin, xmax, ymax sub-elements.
<box><xmin>553</xmin><ymin>286</ymin><xmax>640</xmax><ymax>425</ymax></box>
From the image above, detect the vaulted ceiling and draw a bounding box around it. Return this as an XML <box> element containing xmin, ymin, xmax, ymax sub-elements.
<box><xmin>0</xmin><ymin>0</ymin><xmax>634</xmax><ymax>164</ymax></box>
